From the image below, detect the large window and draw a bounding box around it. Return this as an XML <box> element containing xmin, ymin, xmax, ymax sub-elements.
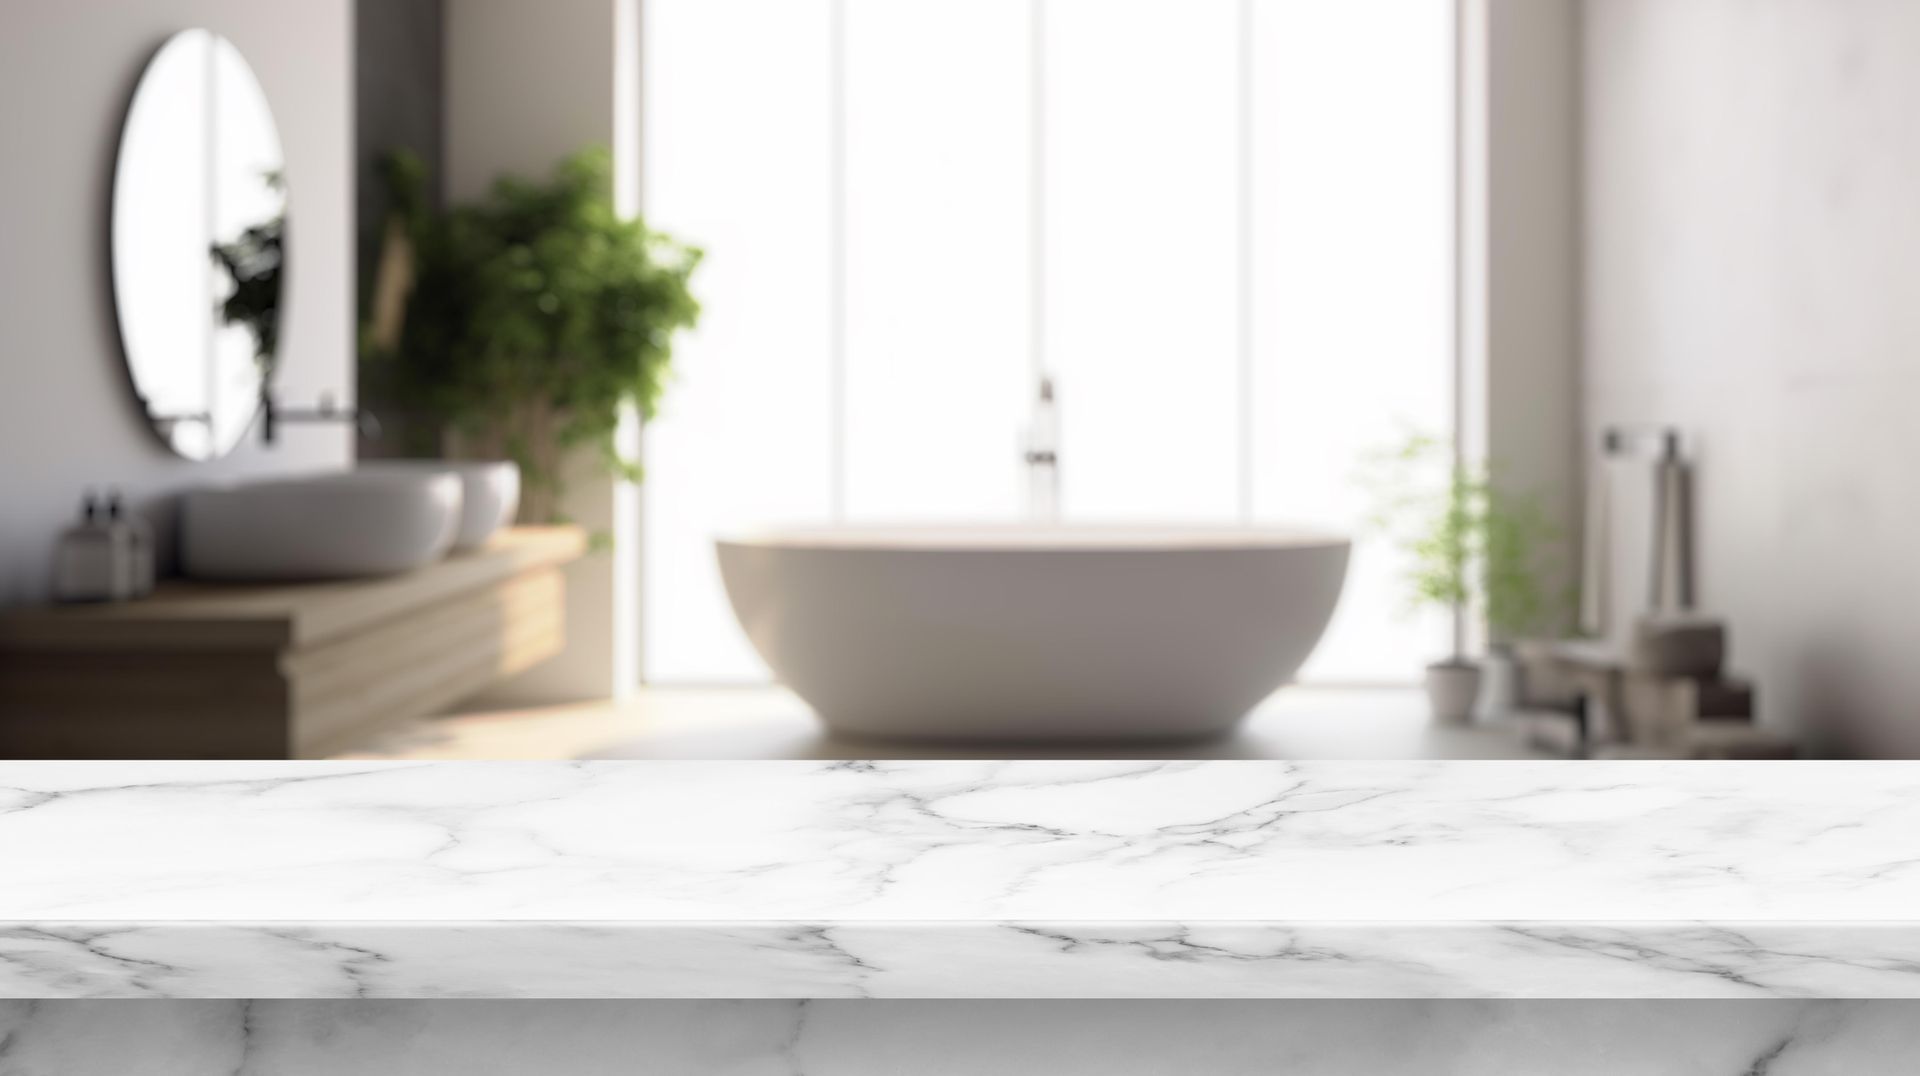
<box><xmin>642</xmin><ymin>0</ymin><xmax>1454</xmax><ymax>684</ymax></box>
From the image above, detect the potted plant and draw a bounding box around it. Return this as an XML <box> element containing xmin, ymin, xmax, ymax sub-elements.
<box><xmin>359</xmin><ymin>147</ymin><xmax>702</xmax><ymax>523</ymax></box>
<box><xmin>1476</xmin><ymin>471</ymin><xmax>1562</xmax><ymax>717</ymax></box>
<box><xmin>1363</xmin><ymin>433</ymin><xmax>1559</xmax><ymax>724</ymax></box>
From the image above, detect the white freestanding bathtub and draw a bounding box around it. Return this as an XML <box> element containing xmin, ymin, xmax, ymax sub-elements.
<box><xmin>716</xmin><ymin>526</ymin><xmax>1350</xmax><ymax>742</ymax></box>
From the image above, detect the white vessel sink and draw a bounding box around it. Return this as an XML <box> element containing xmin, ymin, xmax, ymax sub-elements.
<box><xmin>181</xmin><ymin>471</ymin><xmax>462</xmax><ymax>582</ymax></box>
<box><xmin>357</xmin><ymin>460</ymin><xmax>520</xmax><ymax>551</ymax></box>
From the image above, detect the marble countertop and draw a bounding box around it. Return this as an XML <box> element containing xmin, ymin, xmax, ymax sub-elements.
<box><xmin>4</xmin><ymin>760</ymin><xmax>1920</xmax><ymax>998</ymax></box>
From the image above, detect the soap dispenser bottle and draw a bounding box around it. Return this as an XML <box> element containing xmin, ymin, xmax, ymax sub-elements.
<box><xmin>52</xmin><ymin>493</ymin><xmax>118</xmax><ymax>603</ymax></box>
<box><xmin>106</xmin><ymin>490</ymin><xmax>155</xmax><ymax>598</ymax></box>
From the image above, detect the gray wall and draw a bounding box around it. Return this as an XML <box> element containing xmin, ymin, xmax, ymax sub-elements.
<box><xmin>1584</xmin><ymin>0</ymin><xmax>1920</xmax><ymax>756</ymax></box>
<box><xmin>0</xmin><ymin>0</ymin><xmax>354</xmax><ymax>606</ymax></box>
<box><xmin>355</xmin><ymin>0</ymin><xmax>443</xmax><ymax>291</ymax></box>
<box><xmin>354</xmin><ymin>0</ymin><xmax>444</xmax><ymax>458</ymax></box>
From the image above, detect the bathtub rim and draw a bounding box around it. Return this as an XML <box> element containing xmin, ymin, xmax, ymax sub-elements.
<box><xmin>715</xmin><ymin>523</ymin><xmax>1352</xmax><ymax>554</ymax></box>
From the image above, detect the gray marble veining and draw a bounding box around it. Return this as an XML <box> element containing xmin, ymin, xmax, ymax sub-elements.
<box><xmin>4</xmin><ymin>1000</ymin><xmax>1919</xmax><ymax>1075</ymax></box>
<box><xmin>3</xmin><ymin>760</ymin><xmax>1919</xmax><ymax>998</ymax></box>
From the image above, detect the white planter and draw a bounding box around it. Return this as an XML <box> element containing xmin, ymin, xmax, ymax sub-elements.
<box><xmin>1425</xmin><ymin>661</ymin><xmax>1483</xmax><ymax>726</ymax></box>
<box><xmin>1477</xmin><ymin>647</ymin><xmax>1519</xmax><ymax>721</ymax></box>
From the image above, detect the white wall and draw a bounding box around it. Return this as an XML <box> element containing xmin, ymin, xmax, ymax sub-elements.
<box><xmin>1459</xmin><ymin>0</ymin><xmax>1585</xmax><ymax>639</ymax></box>
<box><xmin>445</xmin><ymin>0</ymin><xmax>619</xmax><ymax>205</ymax></box>
<box><xmin>1584</xmin><ymin>0</ymin><xmax>1920</xmax><ymax>756</ymax></box>
<box><xmin>0</xmin><ymin>0</ymin><xmax>354</xmax><ymax>607</ymax></box>
<box><xmin>444</xmin><ymin>0</ymin><xmax>636</xmax><ymax>704</ymax></box>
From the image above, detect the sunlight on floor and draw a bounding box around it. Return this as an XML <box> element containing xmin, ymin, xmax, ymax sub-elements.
<box><xmin>336</xmin><ymin>686</ymin><xmax>1548</xmax><ymax>761</ymax></box>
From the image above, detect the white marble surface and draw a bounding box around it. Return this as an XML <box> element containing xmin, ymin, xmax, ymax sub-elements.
<box><xmin>5</xmin><ymin>1000</ymin><xmax>1920</xmax><ymax>1074</ymax></box>
<box><xmin>4</xmin><ymin>760</ymin><xmax>1920</xmax><ymax>998</ymax></box>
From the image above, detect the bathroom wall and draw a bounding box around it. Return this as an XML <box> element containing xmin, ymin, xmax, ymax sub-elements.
<box><xmin>355</xmin><ymin>0</ymin><xmax>443</xmax><ymax>295</ymax></box>
<box><xmin>354</xmin><ymin>0</ymin><xmax>444</xmax><ymax>458</ymax></box>
<box><xmin>1461</xmin><ymin>0</ymin><xmax>1586</xmax><ymax>636</ymax></box>
<box><xmin>443</xmin><ymin>0</ymin><xmax>637</xmax><ymax>704</ymax></box>
<box><xmin>0</xmin><ymin>0</ymin><xmax>354</xmax><ymax>607</ymax></box>
<box><xmin>1584</xmin><ymin>0</ymin><xmax>1920</xmax><ymax>755</ymax></box>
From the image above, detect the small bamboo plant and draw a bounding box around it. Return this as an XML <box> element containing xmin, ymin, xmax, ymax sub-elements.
<box><xmin>1359</xmin><ymin>432</ymin><xmax>1561</xmax><ymax>720</ymax></box>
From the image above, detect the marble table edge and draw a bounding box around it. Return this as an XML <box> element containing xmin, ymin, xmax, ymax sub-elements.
<box><xmin>8</xmin><ymin>918</ymin><xmax>1920</xmax><ymax>1000</ymax></box>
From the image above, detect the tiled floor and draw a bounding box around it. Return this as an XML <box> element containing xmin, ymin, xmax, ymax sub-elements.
<box><xmin>337</xmin><ymin>686</ymin><xmax>1550</xmax><ymax>761</ymax></box>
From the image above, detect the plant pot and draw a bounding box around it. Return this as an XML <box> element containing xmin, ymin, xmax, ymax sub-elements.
<box><xmin>1476</xmin><ymin>645</ymin><xmax>1518</xmax><ymax>721</ymax></box>
<box><xmin>1425</xmin><ymin>660</ymin><xmax>1483</xmax><ymax>726</ymax></box>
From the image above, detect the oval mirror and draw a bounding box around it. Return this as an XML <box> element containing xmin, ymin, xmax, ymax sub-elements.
<box><xmin>112</xmin><ymin>29</ymin><xmax>287</xmax><ymax>460</ymax></box>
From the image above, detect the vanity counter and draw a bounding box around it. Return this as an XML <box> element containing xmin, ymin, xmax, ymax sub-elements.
<box><xmin>0</xmin><ymin>528</ymin><xmax>585</xmax><ymax>759</ymax></box>
<box><xmin>3</xmin><ymin>760</ymin><xmax>1919</xmax><ymax>998</ymax></box>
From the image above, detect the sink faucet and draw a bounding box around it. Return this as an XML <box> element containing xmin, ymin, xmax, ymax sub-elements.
<box><xmin>1022</xmin><ymin>374</ymin><xmax>1059</xmax><ymax>522</ymax></box>
<box><xmin>260</xmin><ymin>389</ymin><xmax>380</xmax><ymax>445</ymax></box>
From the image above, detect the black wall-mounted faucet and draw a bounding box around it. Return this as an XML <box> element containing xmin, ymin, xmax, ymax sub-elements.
<box><xmin>260</xmin><ymin>390</ymin><xmax>381</xmax><ymax>445</ymax></box>
<box><xmin>1601</xmin><ymin>423</ymin><xmax>1681</xmax><ymax>461</ymax></box>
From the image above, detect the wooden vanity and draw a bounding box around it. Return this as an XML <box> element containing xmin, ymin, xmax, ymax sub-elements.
<box><xmin>0</xmin><ymin>527</ymin><xmax>584</xmax><ymax>759</ymax></box>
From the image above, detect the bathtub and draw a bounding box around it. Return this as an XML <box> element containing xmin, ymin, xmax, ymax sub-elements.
<box><xmin>716</xmin><ymin>526</ymin><xmax>1350</xmax><ymax>741</ymax></box>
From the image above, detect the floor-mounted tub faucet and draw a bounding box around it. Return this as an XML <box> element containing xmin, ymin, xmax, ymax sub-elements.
<box><xmin>1582</xmin><ymin>423</ymin><xmax>1693</xmax><ymax>637</ymax></box>
<box><xmin>1022</xmin><ymin>374</ymin><xmax>1060</xmax><ymax>522</ymax></box>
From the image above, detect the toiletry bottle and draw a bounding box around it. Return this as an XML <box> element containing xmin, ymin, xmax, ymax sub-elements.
<box><xmin>127</xmin><ymin>503</ymin><xmax>156</xmax><ymax>598</ymax></box>
<box><xmin>52</xmin><ymin>493</ymin><xmax>116</xmax><ymax>603</ymax></box>
<box><xmin>105</xmin><ymin>492</ymin><xmax>132</xmax><ymax>600</ymax></box>
<box><xmin>107</xmin><ymin>490</ymin><xmax>155</xmax><ymax>598</ymax></box>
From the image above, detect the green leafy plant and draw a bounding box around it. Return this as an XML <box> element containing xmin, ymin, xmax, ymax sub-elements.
<box><xmin>210</xmin><ymin>171</ymin><xmax>287</xmax><ymax>369</ymax></box>
<box><xmin>1360</xmin><ymin>432</ymin><xmax>1563</xmax><ymax>661</ymax></box>
<box><xmin>361</xmin><ymin>146</ymin><xmax>702</xmax><ymax>522</ymax></box>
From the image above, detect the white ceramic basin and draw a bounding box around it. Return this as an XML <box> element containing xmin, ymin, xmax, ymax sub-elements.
<box><xmin>358</xmin><ymin>460</ymin><xmax>520</xmax><ymax>551</ymax></box>
<box><xmin>181</xmin><ymin>471</ymin><xmax>462</xmax><ymax>581</ymax></box>
<box><xmin>717</xmin><ymin>525</ymin><xmax>1351</xmax><ymax>741</ymax></box>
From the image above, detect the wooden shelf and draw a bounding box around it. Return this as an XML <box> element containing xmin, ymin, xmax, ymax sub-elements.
<box><xmin>0</xmin><ymin>527</ymin><xmax>586</xmax><ymax>759</ymax></box>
